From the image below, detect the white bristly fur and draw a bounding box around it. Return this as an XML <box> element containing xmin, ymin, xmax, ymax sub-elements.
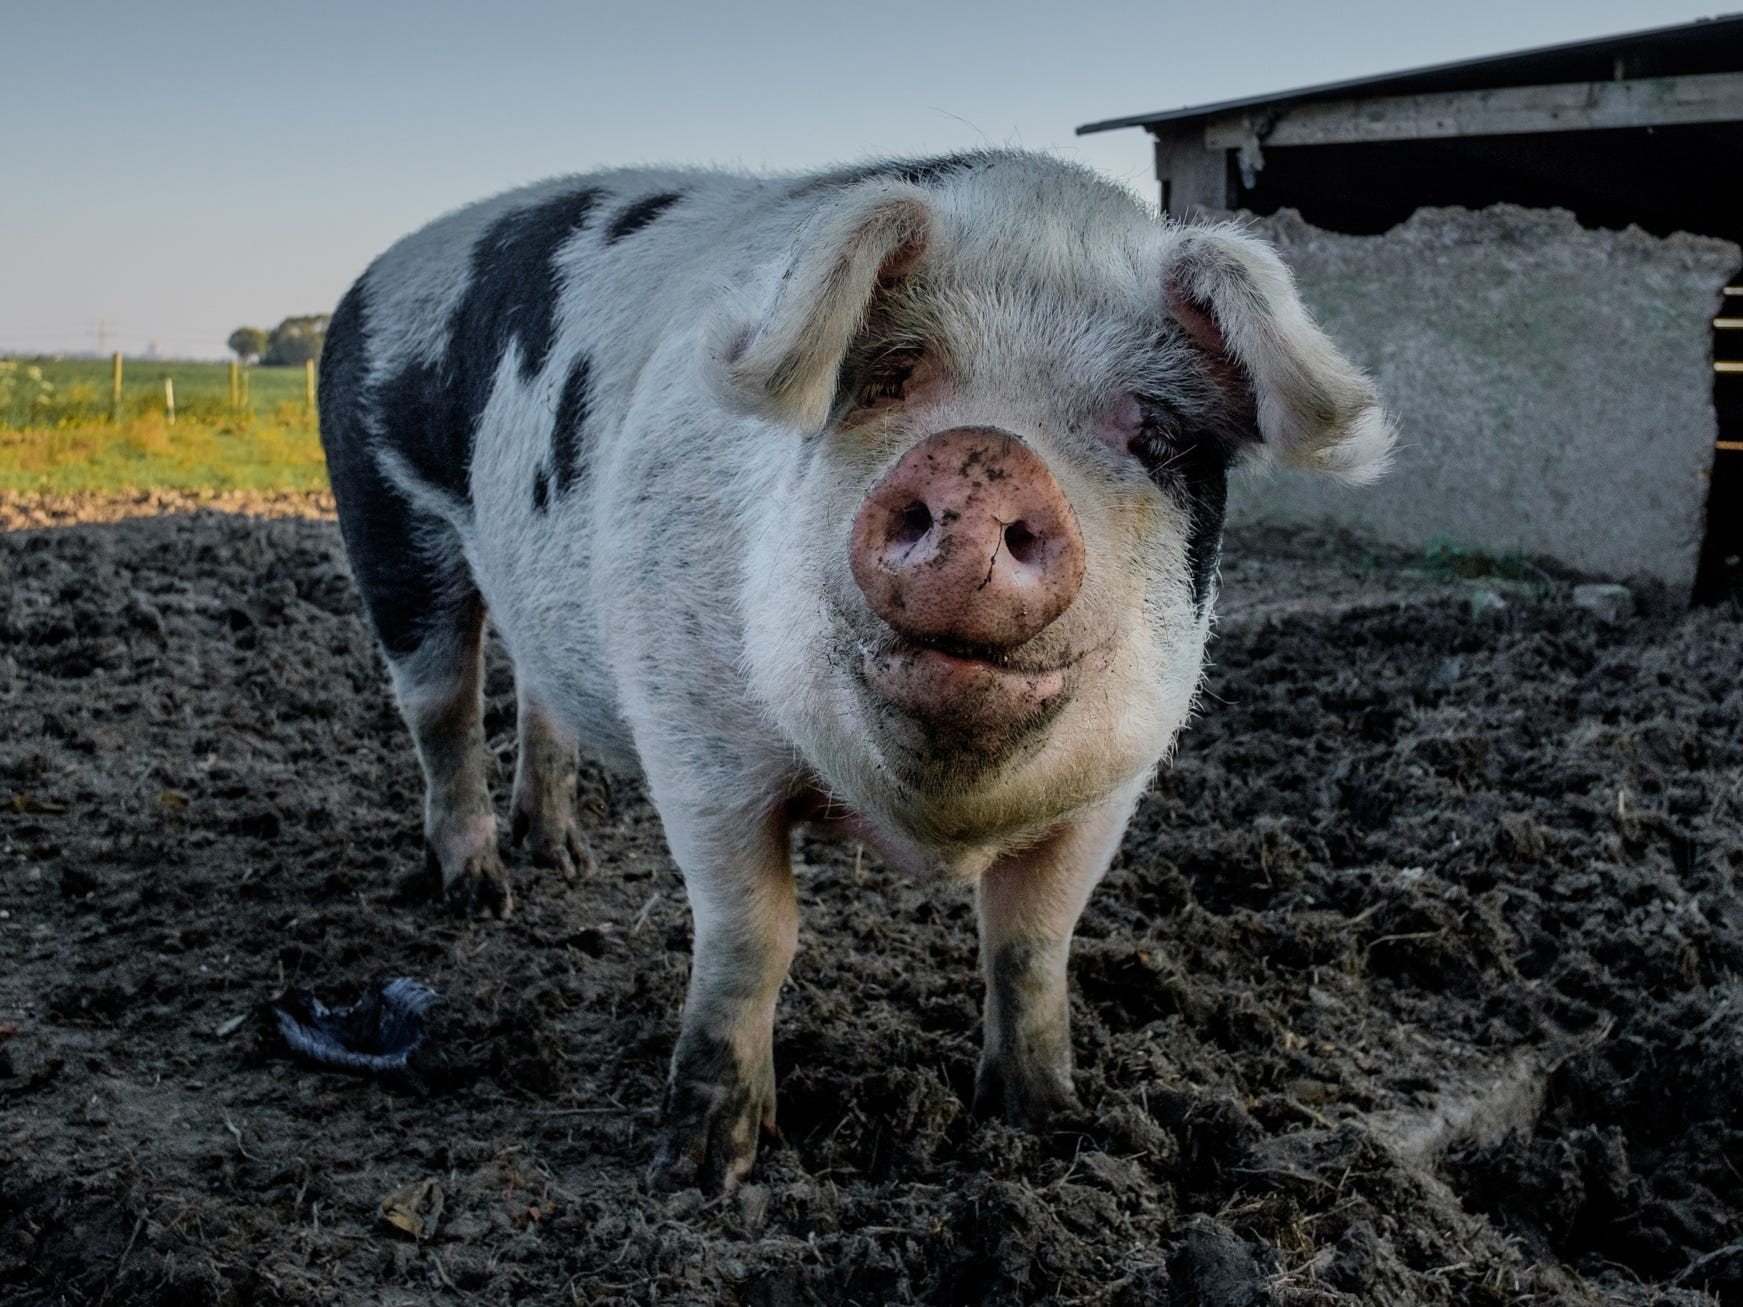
<box><xmin>345</xmin><ymin>149</ymin><xmax>1397</xmax><ymax>872</ymax></box>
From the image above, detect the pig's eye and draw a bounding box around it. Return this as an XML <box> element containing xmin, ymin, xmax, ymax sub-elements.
<box><xmin>1096</xmin><ymin>393</ymin><xmax>1190</xmax><ymax>475</ymax></box>
<box><xmin>857</xmin><ymin>355</ymin><xmax>918</xmax><ymax>409</ymax></box>
<box><xmin>1128</xmin><ymin>404</ymin><xmax>1184</xmax><ymax>477</ymax></box>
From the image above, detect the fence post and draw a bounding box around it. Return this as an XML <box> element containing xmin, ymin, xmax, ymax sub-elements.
<box><xmin>164</xmin><ymin>378</ymin><xmax>175</xmax><ymax>426</ymax></box>
<box><xmin>305</xmin><ymin>358</ymin><xmax>316</xmax><ymax>416</ymax></box>
<box><xmin>241</xmin><ymin>367</ymin><xmax>249</xmax><ymax>410</ymax></box>
<box><xmin>111</xmin><ymin>352</ymin><xmax>123</xmax><ymax>423</ymax></box>
<box><xmin>229</xmin><ymin>359</ymin><xmax>240</xmax><ymax>410</ymax></box>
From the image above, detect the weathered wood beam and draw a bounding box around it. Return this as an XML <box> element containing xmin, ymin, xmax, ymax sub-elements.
<box><xmin>1204</xmin><ymin>70</ymin><xmax>1743</xmax><ymax>150</ymax></box>
<box><xmin>1151</xmin><ymin>122</ymin><xmax>1231</xmax><ymax>219</ymax></box>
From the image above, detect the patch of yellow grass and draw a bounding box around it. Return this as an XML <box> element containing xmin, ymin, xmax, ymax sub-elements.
<box><xmin>0</xmin><ymin>412</ymin><xmax>328</xmax><ymax>494</ymax></box>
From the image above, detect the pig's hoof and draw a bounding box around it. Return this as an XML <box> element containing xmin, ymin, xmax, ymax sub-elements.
<box><xmin>425</xmin><ymin>844</ymin><xmax>513</xmax><ymax>919</ymax></box>
<box><xmin>510</xmin><ymin>805</ymin><xmax>594</xmax><ymax>878</ymax></box>
<box><xmin>972</xmin><ymin>1059</ymin><xmax>1081</xmax><ymax>1131</ymax></box>
<box><xmin>646</xmin><ymin>1097</ymin><xmax>767</xmax><ymax>1195</ymax></box>
<box><xmin>646</xmin><ymin>1047</ymin><xmax>773</xmax><ymax>1194</ymax></box>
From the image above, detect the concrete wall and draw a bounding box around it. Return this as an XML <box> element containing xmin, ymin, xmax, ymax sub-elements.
<box><xmin>1234</xmin><ymin>205</ymin><xmax>1739</xmax><ymax>595</ymax></box>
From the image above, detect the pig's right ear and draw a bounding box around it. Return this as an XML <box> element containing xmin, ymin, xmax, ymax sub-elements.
<box><xmin>711</xmin><ymin>184</ymin><xmax>931</xmax><ymax>433</ymax></box>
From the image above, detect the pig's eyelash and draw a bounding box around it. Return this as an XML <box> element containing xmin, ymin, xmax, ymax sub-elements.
<box><xmin>1132</xmin><ymin>398</ymin><xmax>1183</xmax><ymax>446</ymax></box>
<box><xmin>1134</xmin><ymin>394</ymin><xmax>1238</xmax><ymax>453</ymax></box>
<box><xmin>857</xmin><ymin>351</ymin><xmax>921</xmax><ymax>406</ymax></box>
<box><xmin>865</xmin><ymin>368</ymin><xmax>911</xmax><ymax>400</ymax></box>
<box><xmin>1128</xmin><ymin>398</ymin><xmax>1205</xmax><ymax>480</ymax></box>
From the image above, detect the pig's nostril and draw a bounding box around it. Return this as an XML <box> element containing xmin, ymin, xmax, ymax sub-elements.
<box><xmin>892</xmin><ymin>501</ymin><xmax>933</xmax><ymax>547</ymax></box>
<box><xmin>1003</xmin><ymin>520</ymin><xmax>1040</xmax><ymax>564</ymax></box>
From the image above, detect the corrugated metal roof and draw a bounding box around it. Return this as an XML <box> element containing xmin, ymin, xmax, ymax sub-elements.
<box><xmin>1076</xmin><ymin>12</ymin><xmax>1743</xmax><ymax>136</ymax></box>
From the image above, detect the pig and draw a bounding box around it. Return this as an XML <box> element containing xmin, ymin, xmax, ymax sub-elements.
<box><xmin>317</xmin><ymin>151</ymin><xmax>1392</xmax><ymax>1192</ymax></box>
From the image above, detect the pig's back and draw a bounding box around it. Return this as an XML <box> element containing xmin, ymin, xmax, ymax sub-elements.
<box><xmin>330</xmin><ymin>168</ymin><xmax>783</xmax><ymax>509</ymax></box>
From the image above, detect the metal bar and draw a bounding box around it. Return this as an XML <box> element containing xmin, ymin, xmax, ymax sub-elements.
<box><xmin>1717</xmin><ymin>361</ymin><xmax>1743</xmax><ymax>373</ymax></box>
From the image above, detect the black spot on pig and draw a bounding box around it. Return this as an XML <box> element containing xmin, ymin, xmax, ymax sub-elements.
<box><xmin>453</xmin><ymin>185</ymin><xmax>604</xmax><ymax>389</ymax></box>
<box><xmin>359</xmin><ymin>186</ymin><xmax>604</xmax><ymax>509</ymax></box>
<box><xmin>532</xmin><ymin>467</ymin><xmax>550</xmax><ymax>513</ymax></box>
<box><xmin>1135</xmin><ymin>425</ymin><xmax>1231</xmax><ymax>618</ymax></box>
<box><xmin>330</xmin><ymin>472</ymin><xmax>480</xmax><ymax>660</ymax></box>
<box><xmin>1177</xmin><ymin>440</ymin><xmax>1229</xmax><ymax>617</ymax></box>
<box><xmin>548</xmin><ymin>354</ymin><xmax>592</xmax><ymax>499</ymax></box>
<box><xmin>606</xmin><ymin>193</ymin><xmax>682</xmax><ymax>243</ymax></box>
<box><xmin>342</xmin><ymin>474</ymin><xmax>481</xmax><ymax>663</ymax></box>
<box><xmin>316</xmin><ymin>281</ymin><xmax>369</xmax><ymax>461</ymax></box>
<box><xmin>319</xmin><ymin>283</ymin><xmax>485</xmax><ymax>661</ymax></box>
<box><xmin>371</xmin><ymin>359</ymin><xmax>468</xmax><ymax>501</ymax></box>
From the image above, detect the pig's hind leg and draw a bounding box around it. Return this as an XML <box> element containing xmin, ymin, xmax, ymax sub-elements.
<box><xmin>510</xmin><ymin>677</ymin><xmax>593</xmax><ymax>877</ymax></box>
<box><xmin>327</xmin><ymin>454</ymin><xmax>511</xmax><ymax>917</ymax></box>
<box><xmin>390</xmin><ymin>600</ymin><xmax>511</xmax><ymax>918</ymax></box>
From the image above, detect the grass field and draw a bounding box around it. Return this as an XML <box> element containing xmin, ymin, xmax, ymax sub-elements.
<box><xmin>0</xmin><ymin>356</ymin><xmax>327</xmax><ymax>495</ymax></box>
<box><xmin>0</xmin><ymin>415</ymin><xmax>327</xmax><ymax>494</ymax></box>
<box><xmin>1</xmin><ymin>355</ymin><xmax>312</xmax><ymax>428</ymax></box>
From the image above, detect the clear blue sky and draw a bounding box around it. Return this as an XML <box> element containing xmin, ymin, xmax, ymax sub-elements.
<box><xmin>0</xmin><ymin>0</ymin><xmax>1725</xmax><ymax>358</ymax></box>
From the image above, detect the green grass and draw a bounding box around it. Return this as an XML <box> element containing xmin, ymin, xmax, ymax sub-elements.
<box><xmin>1414</xmin><ymin>538</ymin><xmax>1540</xmax><ymax>583</ymax></box>
<box><xmin>2</xmin><ymin>355</ymin><xmax>312</xmax><ymax>428</ymax></box>
<box><xmin>0</xmin><ymin>414</ymin><xmax>327</xmax><ymax>495</ymax></box>
<box><xmin>1</xmin><ymin>355</ymin><xmax>327</xmax><ymax>495</ymax></box>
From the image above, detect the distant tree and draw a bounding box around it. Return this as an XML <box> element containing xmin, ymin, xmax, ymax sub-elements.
<box><xmin>262</xmin><ymin>314</ymin><xmax>331</xmax><ymax>366</ymax></box>
<box><xmin>227</xmin><ymin>327</ymin><xmax>267</xmax><ymax>364</ymax></box>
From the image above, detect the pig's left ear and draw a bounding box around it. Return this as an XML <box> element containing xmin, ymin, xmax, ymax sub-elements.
<box><xmin>1162</xmin><ymin>226</ymin><xmax>1394</xmax><ymax>484</ymax></box>
<box><xmin>712</xmin><ymin>182</ymin><xmax>931</xmax><ymax>433</ymax></box>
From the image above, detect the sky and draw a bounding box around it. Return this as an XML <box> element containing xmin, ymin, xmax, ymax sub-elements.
<box><xmin>1</xmin><ymin>0</ymin><xmax>1728</xmax><ymax>359</ymax></box>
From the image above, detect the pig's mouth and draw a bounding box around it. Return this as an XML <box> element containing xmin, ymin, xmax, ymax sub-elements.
<box><xmin>856</xmin><ymin>635</ymin><xmax>1081</xmax><ymax>732</ymax></box>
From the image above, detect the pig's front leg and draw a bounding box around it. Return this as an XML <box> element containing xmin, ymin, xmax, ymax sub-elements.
<box><xmin>974</xmin><ymin>780</ymin><xmax>1144</xmax><ymax>1127</ymax></box>
<box><xmin>648</xmin><ymin>807</ymin><xmax>797</xmax><ymax>1193</ymax></box>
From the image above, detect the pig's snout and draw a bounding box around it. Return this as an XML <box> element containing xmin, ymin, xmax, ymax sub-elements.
<box><xmin>850</xmin><ymin>428</ymin><xmax>1085</xmax><ymax>648</ymax></box>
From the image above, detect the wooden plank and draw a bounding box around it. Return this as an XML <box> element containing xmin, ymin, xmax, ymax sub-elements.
<box><xmin>1205</xmin><ymin>71</ymin><xmax>1743</xmax><ymax>150</ymax></box>
<box><xmin>1152</xmin><ymin>122</ymin><xmax>1231</xmax><ymax>218</ymax></box>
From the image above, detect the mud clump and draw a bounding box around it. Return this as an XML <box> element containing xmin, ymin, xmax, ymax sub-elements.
<box><xmin>1</xmin><ymin>514</ymin><xmax>1739</xmax><ymax>1305</ymax></box>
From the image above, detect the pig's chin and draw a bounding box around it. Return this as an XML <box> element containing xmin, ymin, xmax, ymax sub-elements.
<box><xmin>857</xmin><ymin>642</ymin><xmax>1072</xmax><ymax>739</ymax></box>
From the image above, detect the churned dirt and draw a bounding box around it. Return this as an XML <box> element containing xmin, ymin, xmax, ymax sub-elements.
<box><xmin>1</xmin><ymin>502</ymin><xmax>1739</xmax><ymax>1306</ymax></box>
<box><xmin>0</xmin><ymin>489</ymin><xmax>335</xmax><ymax>533</ymax></box>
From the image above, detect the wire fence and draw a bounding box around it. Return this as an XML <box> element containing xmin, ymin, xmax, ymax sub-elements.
<box><xmin>1</xmin><ymin>354</ymin><xmax>318</xmax><ymax>430</ymax></box>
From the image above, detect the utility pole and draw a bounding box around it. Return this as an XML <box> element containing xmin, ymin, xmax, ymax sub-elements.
<box><xmin>96</xmin><ymin>320</ymin><xmax>108</xmax><ymax>356</ymax></box>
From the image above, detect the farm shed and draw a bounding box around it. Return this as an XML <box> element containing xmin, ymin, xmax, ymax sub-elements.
<box><xmin>1080</xmin><ymin>15</ymin><xmax>1743</xmax><ymax>602</ymax></box>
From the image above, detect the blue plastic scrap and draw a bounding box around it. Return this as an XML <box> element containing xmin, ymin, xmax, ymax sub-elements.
<box><xmin>270</xmin><ymin>977</ymin><xmax>441</xmax><ymax>1074</ymax></box>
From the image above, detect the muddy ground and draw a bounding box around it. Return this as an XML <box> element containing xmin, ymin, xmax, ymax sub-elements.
<box><xmin>1</xmin><ymin>506</ymin><xmax>1739</xmax><ymax>1306</ymax></box>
